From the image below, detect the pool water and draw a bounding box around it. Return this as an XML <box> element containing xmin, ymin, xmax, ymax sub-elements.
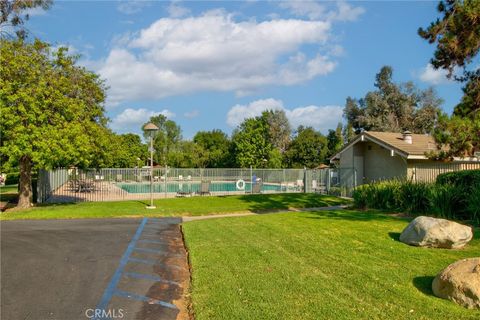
<box><xmin>118</xmin><ymin>181</ymin><xmax>284</xmax><ymax>193</ymax></box>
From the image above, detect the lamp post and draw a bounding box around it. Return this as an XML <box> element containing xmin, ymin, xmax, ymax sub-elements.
<box><xmin>144</xmin><ymin>122</ymin><xmax>159</xmax><ymax>209</ymax></box>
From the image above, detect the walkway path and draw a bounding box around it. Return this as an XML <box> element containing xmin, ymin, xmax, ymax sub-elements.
<box><xmin>182</xmin><ymin>205</ymin><xmax>348</xmax><ymax>222</ymax></box>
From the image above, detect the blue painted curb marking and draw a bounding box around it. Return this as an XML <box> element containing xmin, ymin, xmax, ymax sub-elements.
<box><xmin>123</xmin><ymin>272</ymin><xmax>180</xmax><ymax>286</ymax></box>
<box><xmin>95</xmin><ymin>218</ymin><xmax>148</xmax><ymax>316</ymax></box>
<box><xmin>114</xmin><ymin>290</ymin><xmax>178</xmax><ymax>310</ymax></box>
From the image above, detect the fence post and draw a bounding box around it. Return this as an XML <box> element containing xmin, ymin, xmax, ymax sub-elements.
<box><xmin>250</xmin><ymin>166</ymin><xmax>253</xmax><ymax>194</ymax></box>
<box><xmin>303</xmin><ymin>167</ymin><xmax>307</xmax><ymax>193</ymax></box>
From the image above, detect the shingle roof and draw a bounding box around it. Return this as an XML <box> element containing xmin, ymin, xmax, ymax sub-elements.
<box><xmin>365</xmin><ymin>131</ymin><xmax>438</xmax><ymax>156</ymax></box>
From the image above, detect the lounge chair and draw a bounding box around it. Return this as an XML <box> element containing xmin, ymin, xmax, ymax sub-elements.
<box><xmin>196</xmin><ymin>180</ymin><xmax>211</xmax><ymax>196</ymax></box>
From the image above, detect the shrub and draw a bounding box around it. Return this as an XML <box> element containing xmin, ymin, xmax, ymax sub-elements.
<box><xmin>466</xmin><ymin>187</ymin><xmax>480</xmax><ymax>224</ymax></box>
<box><xmin>436</xmin><ymin>169</ymin><xmax>480</xmax><ymax>190</ymax></box>
<box><xmin>5</xmin><ymin>172</ymin><xmax>19</xmax><ymax>185</ymax></box>
<box><xmin>437</xmin><ymin>169</ymin><xmax>480</xmax><ymax>222</ymax></box>
<box><xmin>353</xmin><ymin>173</ymin><xmax>479</xmax><ymax>224</ymax></box>
<box><xmin>353</xmin><ymin>185</ymin><xmax>368</xmax><ymax>208</ymax></box>
<box><xmin>398</xmin><ymin>181</ymin><xmax>432</xmax><ymax>215</ymax></box>
<box><xmin>430</xmin><ymin>183</ymin><xmax>459</xmax><ymax>220</ymax></box>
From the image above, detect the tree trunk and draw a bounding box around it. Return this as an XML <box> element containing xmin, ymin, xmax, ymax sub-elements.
<box><xmin>17</xmin><ymin>156</ymin><xmax>33</xmax><ymax>209</ymax></box>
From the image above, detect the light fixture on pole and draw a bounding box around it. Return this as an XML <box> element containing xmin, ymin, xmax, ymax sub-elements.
<box><xmin>144</xmin><ymin>122</ymin><xmax>159</xmax><ymax>209</ymax></box>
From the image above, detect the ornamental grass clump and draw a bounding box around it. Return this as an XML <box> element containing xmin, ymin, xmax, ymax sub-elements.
<box><xmin>430</xmin><ymin>183</ymin><xmax>459</xmax><ymax>220</ymax></box>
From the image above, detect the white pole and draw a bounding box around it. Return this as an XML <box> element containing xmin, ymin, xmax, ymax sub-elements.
<box><xmin>147</xmin><ymin>134</ymin><xmax>156</xmax><ymax>209</ymax></box>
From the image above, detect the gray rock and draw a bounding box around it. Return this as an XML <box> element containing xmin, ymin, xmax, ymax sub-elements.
<box><xmin>399</xmin><ymin>216</ymin><xmax>472</xmax><ymax>249</ymax></box>
<box><xmin>432</xmin><ymin>257</ymin><xmax>480</xmax><ymax>309</ymax></box>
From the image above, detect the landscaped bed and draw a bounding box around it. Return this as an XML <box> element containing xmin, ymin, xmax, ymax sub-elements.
<box><xmin>0</xmin><ymin>193</ymin><xmax>348</xmax><ymax>220</ymax></box>
<box><xmin>182</xmin><ymin>210</ymin><xmax>479</xmax><ymax>320</ymax></box>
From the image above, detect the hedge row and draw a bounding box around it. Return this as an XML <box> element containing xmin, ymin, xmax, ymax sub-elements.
<box><xmin>352</xmin><ymin>170</ymin><xmax>480</xmax><ymax>224</ymax></box>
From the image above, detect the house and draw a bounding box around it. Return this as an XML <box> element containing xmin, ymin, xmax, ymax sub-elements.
<box><xmin>330</xmin><ymin>131</ymin><xmax>480</xmax><ymax>186</ymax></box>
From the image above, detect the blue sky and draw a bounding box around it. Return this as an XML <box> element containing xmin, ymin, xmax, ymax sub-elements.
<box><xmin>26</xmin><ymin>1</ymin><xmax>463</xmax><ymax>139</ymax></box>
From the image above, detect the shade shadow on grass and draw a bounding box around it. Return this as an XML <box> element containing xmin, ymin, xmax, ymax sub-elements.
<box><xmin>388</xmin><ymin>232</ymin><xmax>401</xmax><ymax>241</ymax></box>
<box><xmin>237</xmin><ymin>193</ymin><xmax>347</xmax><ymax>212</ymax></box>
<box><xmin>302</xmin><ymin>210</ymin><xmax>403</xmax><ymax>222</ymax></box>
<box><xmin>413</xmin><ymin>276</ymin><xmax>436</xmax><ymax>297</ymax></box>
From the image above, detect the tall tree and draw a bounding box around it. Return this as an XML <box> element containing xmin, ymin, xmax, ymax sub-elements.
<box><xmin>111</xmin><ymin>133</ymin><xmax>148</xmax><ymax>168</ymax></box>
<box><xmin>193</xmin><ymin>129</ymin><xmax>232</xmax><ymax>167</ymax></box>
<box><xmin>231</xmin><ymin>117</ymin><xmax>272</xmax><ymax>168</ymax></box>
<box><xmin>0</xmin><ymin>39</ymin><xmax>108</xmax><ymax>208</ymax></box>
<box><xmin>284</xmin><ymin>126</ymin><xmax>328</xmax><ymax>168</ymax></box>
<box><xmin>326</xmin><ymin>123</ymin><xmax>344</xmax><ymax>158</ymax></box>
<box><xmin>142</xmin><ymin>114</ymin><xmax>182</xmax><ymax>166</ymax></box>
<box><xmin>261</xmin><ymin>109</ymin><xmax>291</xmax><ymax>153</ymax></box>
<box><xmin>344</xmin><ymin>66</ymin><xmax>443</xmax><ymax>134</ymax></box>
<box><xmin>0</xmin><ymin>0</ymin><xmax>52</xmax><ymax>39</ymax></box>
<box><xmin>419</xmin><ymin>0</ymin><xmax>480</xmax><ymax>156</ymax></box>
<box><xmin>168</xmin><ymin>141</ymin><xmax>208</xmax><ymax>168</ymax></box>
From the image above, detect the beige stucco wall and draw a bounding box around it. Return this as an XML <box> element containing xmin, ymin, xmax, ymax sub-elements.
<box><xmin>364</xmin><ymin>143</ymin><xmax>407</xmax><ymax>182</ymax></box>
<box><xmin>340</xmin><ymin>141</ymin><xmax>407</xmax><ymax>185</ymax></box>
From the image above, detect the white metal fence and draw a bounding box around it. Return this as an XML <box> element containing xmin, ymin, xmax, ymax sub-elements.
<box><xmin>36</xmin><ymin>167</ymin><xmax>357</xmax><ymax>203</ymax></box>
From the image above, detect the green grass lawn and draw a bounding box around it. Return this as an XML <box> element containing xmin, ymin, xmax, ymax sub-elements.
<box><xmin>182</xmin><ymin>210</ymin><xmax>479</xmax><ymax>320</ymax></box>
<box><xmin>0</xmin><ymin>193</ymin><xmax>348</xmax><ymax>220</ymax></box>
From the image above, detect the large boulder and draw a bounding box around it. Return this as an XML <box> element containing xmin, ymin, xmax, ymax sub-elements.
<box><xmin>399</xmin><ymin>216</ymin><xmax>472</xmax><ymax>249</ymax></box>
<box><xmin>432</xmin><ymin>258</ymin><xmax>480</xmax><ymax>309</ymax></box>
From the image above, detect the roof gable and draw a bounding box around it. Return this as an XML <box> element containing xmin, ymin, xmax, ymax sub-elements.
<box><xmin>330</xmin><ymin>131</ymin><xmax>439</xmax><ymax>161</ymax></box>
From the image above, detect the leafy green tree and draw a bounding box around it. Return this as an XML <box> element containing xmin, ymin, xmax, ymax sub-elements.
<box><xmin>344</xmin><ymin>66</ymin><xmax>443</xmax><ymax>134</ymax></box>
<box><xmin>261</xmin><ymin>109</ymin><xmax>291</xmax><ymax>153</ymax></box>
<box><xmin>0</xmin><ymin>0</ymin><xmax>52</xmax><ymax>39</ymax></box>
<box><xmin>111</xmin><ymin>133</ymin><xmax>148</xmax><ymax>168</ymax></box>
<box><xmin>142</xmin><ymin>114</ymin><xmax>182</xmax><ymax>166</ymax></box>
<box><xmin>168</xmin><ymin>141</ymin><xmax>208</xmax><ymax>168</ymax></box>
<box><xmin>342</xmin><ymin>123</ymin><xmax>355</xmax><ymax>143</ymax></box>
<box><xmin>231</xmin><ymin>117</ymin><xmax>272</xmax><ymax>168</ymax></box>
<box><xmin>326</xmin><ymin>123</ymin><xmax>344</xmax><ymax>158</ymax></box>
<box><xmin>419</xmin><ymin>0</ymin><xmax>480</xmax><ymax>156</ymax></box>
<box><xmin>429</xmin><ymin>113</ymin><xmax>480</xmax><ymax>159</ymax></box>
<box><xmin>284</xmin><ymin>126</ymin><xmax>328</xmax><ymax>168</ymax></box>
<box><xmin>193</xmin><ymin>129</ymin><xmax>232</xmax><ymax>167</ymax></box>
<box><xmin>0</xmin><ymin>39</ymin><xmax>108</xmax><ymax>208</ymax></box>
<box><xmin>419</xmin><ymin>0</ymin><xmax>480</xmax><ymax>117</ymax></box>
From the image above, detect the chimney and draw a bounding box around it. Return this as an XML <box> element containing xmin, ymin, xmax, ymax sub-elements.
<box><xmin>402</xmin><ymin>131</ymin><xmax>412</xmax><ymax>144</ymax></box>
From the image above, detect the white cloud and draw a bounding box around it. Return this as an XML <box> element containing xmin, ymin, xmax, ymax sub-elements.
<box><xmin>97</xmin><ymin>11</ymin><xmax>338</xmax><ymax>106</ymax></box>
<box><xmin>280</xmin><ymin>1</ymin><xmax>364</xmax><ymax>22</ymax></box>
<box><xmin>419</xmin><ymin>63</ymin><xmax>452</xmax><ymax>85</ymax></box>
<box><xmin>167</xmin><ymin>1</ymin><xmax>191</xmax><ymax>18</ymax></box>
<box><xmin>227</xmin><ymin>99</ymin><xmax>284</xmax><ymax>127</ymax></box>
<box><xmin>117</xmin><ymin>1</ymin><xmax>150</xmax><ymax>15</ymax></box>
<box><xmin>331</xmin><ymin>1</ymin><xmax>365</xmax><ymax>22</ymax></box>
<box><xmin>184</xmin><ymin>110</ymin><xmax>200</xmax><ymax>119</ymax></box>
<box><xmin>110</xmin><ymin>108</ymin><xmax>175</xmax><ymax>132</ymax></box>
<box><xmin>279</xmin><ymin>1</ymin><xmax>326</xmax><ymax>20</ymax></box>
<box><xmin>226</xmin><ymin>98</ymin><xmax>343</xmax><ymax>133</ymax></box>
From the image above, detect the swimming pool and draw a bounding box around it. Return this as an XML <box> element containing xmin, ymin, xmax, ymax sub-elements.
<box><xmin>118</xmin><ymin>181</ymin><xmax>284</xmax><ymax>194</ymax></box>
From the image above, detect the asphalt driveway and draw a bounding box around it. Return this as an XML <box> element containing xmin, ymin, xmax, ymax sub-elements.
<box><xmin>1</xmin><ymin>218</ymin><xmax>189</xmax><ymax>320</ymax></box>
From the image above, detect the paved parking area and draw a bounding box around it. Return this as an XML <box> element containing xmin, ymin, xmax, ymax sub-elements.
<box><xmin>1</xmin><ymin>218</ymin><xmax>190</xmax><ymax>320</ymax></box>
